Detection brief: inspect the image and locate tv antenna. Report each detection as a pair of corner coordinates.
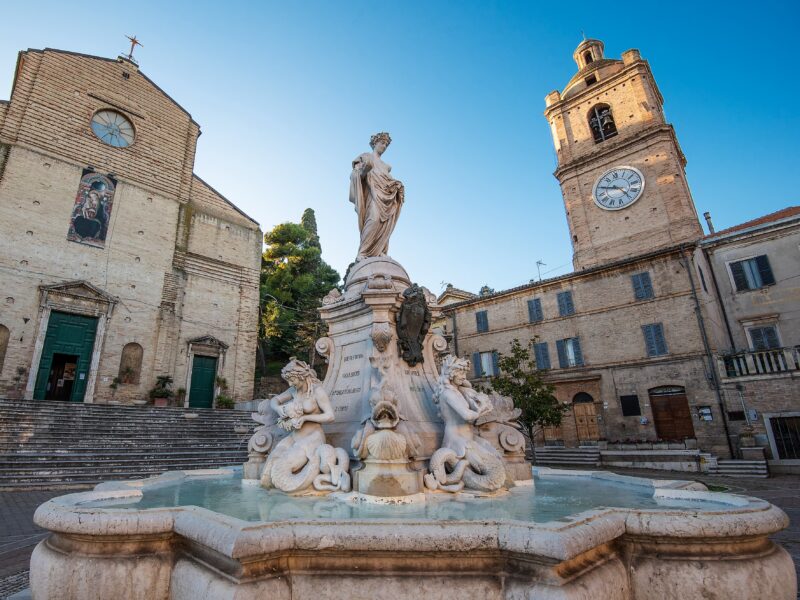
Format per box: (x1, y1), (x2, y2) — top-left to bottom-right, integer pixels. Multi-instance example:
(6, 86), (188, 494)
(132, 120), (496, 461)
(536, 260), (546, 281)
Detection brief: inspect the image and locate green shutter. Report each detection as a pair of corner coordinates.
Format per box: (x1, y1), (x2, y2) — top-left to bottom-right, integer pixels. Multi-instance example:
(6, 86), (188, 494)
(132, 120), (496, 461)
(556, 339), (568, 368)
(755, 255), (775, 286)
(528, 299), (543, 322)
(643, 324), (658, 356)
(653, 324), (667, 355)
(472, 352), (482, 377)
(491, 351), (499, 376)
(572, 337), (584, 366)
(730, 261), (749, 291)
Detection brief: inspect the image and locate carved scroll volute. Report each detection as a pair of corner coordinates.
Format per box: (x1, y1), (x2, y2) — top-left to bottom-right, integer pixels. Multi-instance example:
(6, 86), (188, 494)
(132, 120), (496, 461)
(371, 322), (393, 353)
(315, 336), (334, 362)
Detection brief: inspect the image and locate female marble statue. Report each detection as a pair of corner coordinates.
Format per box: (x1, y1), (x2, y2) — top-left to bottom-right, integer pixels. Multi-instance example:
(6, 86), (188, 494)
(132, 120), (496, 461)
(260, 358), (350, 494)
(349, 132), (405, 260)
(424, 356), (507, 493)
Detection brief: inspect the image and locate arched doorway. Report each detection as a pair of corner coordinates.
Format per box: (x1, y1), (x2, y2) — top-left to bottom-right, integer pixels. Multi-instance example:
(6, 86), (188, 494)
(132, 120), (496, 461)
(573, 392), (599, 442)
(649, 386), (695, 441)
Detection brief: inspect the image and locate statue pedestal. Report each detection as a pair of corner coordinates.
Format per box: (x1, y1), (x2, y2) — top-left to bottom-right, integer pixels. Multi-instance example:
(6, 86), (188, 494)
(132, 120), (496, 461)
(353, 459), (424, 497)
(316, 256), (447, 459)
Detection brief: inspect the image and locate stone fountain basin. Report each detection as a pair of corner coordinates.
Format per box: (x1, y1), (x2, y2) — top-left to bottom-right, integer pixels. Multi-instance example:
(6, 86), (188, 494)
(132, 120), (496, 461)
(30, 468), (796, 600)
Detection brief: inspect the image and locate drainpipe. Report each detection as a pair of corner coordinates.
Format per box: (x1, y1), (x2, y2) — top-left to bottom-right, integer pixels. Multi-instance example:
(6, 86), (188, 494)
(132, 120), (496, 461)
(450, 311), (459, 357)
(680, 245), (736, 459)
(701, 245), (736, 352)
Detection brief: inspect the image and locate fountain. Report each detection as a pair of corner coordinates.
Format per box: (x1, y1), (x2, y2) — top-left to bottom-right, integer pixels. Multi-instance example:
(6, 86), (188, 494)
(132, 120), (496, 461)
(28, 134), (797, 599)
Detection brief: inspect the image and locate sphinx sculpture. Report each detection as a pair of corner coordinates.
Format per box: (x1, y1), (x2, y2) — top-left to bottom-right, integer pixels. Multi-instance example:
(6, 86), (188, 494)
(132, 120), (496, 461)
(260, 359), (351, 494)
(424, 355), (507, 493)
(349, 132), (405, 261)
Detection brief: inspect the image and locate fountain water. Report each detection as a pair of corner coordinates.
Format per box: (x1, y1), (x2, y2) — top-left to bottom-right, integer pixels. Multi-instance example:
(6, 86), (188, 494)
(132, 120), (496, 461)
(28, 134), (797, 599)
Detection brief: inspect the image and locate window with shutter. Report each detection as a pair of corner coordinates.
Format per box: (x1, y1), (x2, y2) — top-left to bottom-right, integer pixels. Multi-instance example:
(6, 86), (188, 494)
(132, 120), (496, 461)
(534, 342), (550, 369)
(631, 272), (654, 300)
(476, 310), (489, 333)
(642, 323), (668, 356)
(748, 326), (781, 350)
(729, 256), (775, 292)
(557, 291), (575, 316)
(527, 298), (543, 322)
(556, 338), (583, 367)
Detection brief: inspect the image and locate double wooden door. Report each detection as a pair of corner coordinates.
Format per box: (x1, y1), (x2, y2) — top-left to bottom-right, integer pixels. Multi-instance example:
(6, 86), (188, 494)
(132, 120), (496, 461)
(574, 401), (599, 442)
(650, 392), (695, 441)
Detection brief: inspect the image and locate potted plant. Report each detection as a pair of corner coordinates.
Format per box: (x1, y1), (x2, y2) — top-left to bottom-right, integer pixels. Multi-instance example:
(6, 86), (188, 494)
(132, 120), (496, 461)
(174, 387), (186, 407)
(214, 376), (234, 409)
(149, 375), (174, 407)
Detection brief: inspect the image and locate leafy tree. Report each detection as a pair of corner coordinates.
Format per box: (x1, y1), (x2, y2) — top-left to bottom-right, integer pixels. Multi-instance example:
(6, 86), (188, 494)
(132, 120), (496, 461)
(259, 209), (340, 372)
(485, 338), (567, 453)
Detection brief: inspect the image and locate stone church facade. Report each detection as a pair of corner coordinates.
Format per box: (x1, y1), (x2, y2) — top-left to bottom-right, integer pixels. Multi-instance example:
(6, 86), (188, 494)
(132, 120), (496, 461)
(0, 48), (262, 407)
(443, 40), (800, 468)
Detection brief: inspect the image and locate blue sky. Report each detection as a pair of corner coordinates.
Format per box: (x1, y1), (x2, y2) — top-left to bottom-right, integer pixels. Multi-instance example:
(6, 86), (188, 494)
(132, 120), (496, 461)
(2, 1), (798, 294)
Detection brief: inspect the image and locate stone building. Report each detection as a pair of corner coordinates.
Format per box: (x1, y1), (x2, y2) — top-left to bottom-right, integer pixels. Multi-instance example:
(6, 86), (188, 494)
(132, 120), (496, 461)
(443, 40), (799, 469)
(701, 207), (800, 472)
(0, 48), (262, 407)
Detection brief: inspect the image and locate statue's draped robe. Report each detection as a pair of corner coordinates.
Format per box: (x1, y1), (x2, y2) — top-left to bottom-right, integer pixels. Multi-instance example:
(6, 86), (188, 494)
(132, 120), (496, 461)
(349, 152), (405, 259)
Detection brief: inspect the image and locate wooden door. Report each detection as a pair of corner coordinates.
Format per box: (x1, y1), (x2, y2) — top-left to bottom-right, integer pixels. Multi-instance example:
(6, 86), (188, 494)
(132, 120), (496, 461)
(189, 355), (217, 408)
(574, 401), (599, 442)
(650, 394), (695, 440)
(34, 311), (98, 402)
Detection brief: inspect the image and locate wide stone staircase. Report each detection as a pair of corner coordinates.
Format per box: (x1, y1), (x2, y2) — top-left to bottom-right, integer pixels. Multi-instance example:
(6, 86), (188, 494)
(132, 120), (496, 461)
(533, 446), (601, 468)
(0, 398), (253, 489)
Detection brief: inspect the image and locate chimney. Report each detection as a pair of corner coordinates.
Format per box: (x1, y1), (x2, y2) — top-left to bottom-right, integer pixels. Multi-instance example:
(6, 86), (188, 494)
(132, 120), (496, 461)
(703, 211), (715, 234)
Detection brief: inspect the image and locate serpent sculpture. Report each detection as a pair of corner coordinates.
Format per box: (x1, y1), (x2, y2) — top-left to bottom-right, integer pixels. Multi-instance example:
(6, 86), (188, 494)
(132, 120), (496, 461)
(260, 359), (351, 494)
(424, 355), (507, 493)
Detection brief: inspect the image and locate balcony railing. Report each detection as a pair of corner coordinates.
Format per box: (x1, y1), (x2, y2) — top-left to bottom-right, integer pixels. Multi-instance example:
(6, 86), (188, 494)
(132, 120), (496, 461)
(719, 346), (800, 378)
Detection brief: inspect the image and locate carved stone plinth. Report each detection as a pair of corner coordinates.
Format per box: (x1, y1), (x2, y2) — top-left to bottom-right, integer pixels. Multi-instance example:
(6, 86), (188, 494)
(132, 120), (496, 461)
(317, 256), (447, 459)
(353, 459), (424, 497)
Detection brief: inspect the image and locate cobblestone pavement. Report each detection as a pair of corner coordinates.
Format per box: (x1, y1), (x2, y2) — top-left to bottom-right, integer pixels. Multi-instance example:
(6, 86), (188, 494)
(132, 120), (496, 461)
(0, 472), (797, 598)
(0, 489), (76, 598)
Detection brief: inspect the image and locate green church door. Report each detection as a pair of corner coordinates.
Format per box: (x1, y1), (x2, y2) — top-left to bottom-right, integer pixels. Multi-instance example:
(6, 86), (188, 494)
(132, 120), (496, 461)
(189, 355), (217, 408)
(34, 311), (98, 402)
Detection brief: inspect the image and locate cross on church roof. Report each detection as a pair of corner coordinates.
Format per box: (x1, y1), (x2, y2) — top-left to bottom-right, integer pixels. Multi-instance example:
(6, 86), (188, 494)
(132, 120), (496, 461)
(124, 35), (143, 62)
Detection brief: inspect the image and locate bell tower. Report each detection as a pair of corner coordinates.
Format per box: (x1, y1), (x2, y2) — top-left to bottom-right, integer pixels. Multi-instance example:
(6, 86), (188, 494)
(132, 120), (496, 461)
(544, 40), (703, 270)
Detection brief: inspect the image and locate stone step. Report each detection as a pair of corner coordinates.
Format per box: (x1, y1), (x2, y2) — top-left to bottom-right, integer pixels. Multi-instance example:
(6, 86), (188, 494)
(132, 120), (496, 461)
(0, 457), (246, 473)
(1, 451), (245, 464)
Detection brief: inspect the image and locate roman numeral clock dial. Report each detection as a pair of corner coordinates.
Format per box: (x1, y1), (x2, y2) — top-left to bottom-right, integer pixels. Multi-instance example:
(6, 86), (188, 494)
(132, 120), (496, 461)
(592, 166), (645, 211)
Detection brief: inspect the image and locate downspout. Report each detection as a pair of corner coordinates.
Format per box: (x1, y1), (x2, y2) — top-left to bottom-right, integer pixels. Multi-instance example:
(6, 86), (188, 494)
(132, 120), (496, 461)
(701, 245), (736, 352)
(680, 245), (735, 458)
(450, 311), (459, 357)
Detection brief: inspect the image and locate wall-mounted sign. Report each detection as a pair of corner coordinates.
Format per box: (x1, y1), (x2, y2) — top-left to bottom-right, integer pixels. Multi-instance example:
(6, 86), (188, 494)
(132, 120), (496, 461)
(698, 406), (713, 421)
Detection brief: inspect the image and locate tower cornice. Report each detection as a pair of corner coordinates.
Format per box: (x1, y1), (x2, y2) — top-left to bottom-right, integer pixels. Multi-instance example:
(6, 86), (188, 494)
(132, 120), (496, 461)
(553, 124), (685, 180)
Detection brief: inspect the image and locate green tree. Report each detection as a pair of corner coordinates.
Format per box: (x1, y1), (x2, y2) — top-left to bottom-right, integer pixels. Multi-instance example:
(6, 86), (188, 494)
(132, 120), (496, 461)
(258, 209), (340, 373)
(486, 338), (567, 453)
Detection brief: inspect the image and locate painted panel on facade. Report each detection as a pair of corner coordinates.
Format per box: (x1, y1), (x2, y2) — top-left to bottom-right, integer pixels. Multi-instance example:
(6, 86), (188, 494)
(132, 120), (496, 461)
(67, 170), (117, 248)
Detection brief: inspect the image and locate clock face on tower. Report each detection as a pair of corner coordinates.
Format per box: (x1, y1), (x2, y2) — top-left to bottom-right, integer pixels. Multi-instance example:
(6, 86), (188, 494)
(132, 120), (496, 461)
(592, 166), (645, 211)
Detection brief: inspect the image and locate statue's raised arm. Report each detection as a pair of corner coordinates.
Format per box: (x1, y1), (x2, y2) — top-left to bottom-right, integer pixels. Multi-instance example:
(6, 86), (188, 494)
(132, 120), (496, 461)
(349, 132), (405, 261)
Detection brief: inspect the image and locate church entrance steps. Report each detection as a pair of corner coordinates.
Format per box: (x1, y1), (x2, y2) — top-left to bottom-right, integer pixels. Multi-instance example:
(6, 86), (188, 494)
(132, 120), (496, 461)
(709, 459), (770, 478)
(0, 398), (252, 489)
(533, 446), (601, 467)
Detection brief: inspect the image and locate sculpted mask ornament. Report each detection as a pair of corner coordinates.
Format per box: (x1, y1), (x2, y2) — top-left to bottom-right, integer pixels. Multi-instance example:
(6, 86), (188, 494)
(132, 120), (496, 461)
(371, 322), (393, 353)
(349, 132), (405, 261)
(396, 284), (431, 367)
(260, 359), (351, 494)
(424, 355), (507, 493)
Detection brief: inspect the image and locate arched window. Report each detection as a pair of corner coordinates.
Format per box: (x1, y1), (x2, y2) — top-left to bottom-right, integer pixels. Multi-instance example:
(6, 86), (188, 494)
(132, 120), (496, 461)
(118, 343), (143, 384)
(573, 392), (594, 403)
(583, 51), (593, 65)
(0, 324), (9, 376)
(588, 104), (618, 143)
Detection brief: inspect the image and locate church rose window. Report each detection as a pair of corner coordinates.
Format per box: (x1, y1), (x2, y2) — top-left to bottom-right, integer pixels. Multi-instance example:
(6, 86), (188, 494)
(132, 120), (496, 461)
(91, 110), (135, 147)
(588, 104), (617, 143)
